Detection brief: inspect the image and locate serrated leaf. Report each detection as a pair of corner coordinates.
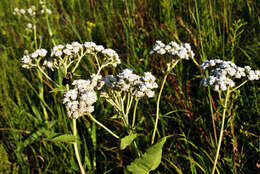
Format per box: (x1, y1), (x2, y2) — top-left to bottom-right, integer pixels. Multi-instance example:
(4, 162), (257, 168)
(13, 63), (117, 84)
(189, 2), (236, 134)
(47, 134), (80, 144)
(120, 133), (138, 150)
(127, 137), (167, 174)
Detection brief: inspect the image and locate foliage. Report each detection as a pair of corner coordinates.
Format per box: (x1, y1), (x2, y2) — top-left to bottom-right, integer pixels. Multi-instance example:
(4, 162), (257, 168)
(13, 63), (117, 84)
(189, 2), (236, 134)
(0, 0), (259, 173)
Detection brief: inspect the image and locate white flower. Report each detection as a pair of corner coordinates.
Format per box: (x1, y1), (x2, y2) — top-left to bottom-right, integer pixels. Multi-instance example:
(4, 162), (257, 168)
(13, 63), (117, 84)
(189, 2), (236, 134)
(20, 9), (26, 14)
(38, 49), (48, 57)
(84, 42), (96, 49)
(30, 52), (38, 58)
(101, 48), (121, 67)
(27, 8), (33, 15)
(43, 58), (55, 71)
(22, 55), (30, 64)
(27, 23), (33, 29)
(145, 90), (155, 98)
(63, 49), (72, 55)
(46, 9), (52, 14)
(95, 45), (104, 52)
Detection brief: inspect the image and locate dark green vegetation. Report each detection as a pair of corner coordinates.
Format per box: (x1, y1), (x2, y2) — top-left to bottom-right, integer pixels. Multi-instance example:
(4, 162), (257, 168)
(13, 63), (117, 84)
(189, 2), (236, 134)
(0, 0), (259, 173)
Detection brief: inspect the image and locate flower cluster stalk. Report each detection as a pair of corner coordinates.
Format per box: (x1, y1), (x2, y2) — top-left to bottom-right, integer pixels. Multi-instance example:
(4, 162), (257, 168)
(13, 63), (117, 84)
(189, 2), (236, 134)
(131, 99), (139, 128)
(87, 113), (119, 139)
(151, 73), (168, 145)
(72, 119), (86, 174)
(211, 87), (230, 174)
(151, 59), (180, 145)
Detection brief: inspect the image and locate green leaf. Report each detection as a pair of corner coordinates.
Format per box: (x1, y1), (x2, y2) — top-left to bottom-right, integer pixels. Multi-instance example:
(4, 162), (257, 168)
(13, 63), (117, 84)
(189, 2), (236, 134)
(47, 134), (80, 144)
(50, 86), (66, 93)
(120, 133), (138, 150)
(127, 137), (167, 174)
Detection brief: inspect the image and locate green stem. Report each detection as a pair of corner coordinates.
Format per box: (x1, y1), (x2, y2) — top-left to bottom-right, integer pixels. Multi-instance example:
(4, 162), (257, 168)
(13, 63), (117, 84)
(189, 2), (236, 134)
(37, 70), (48, 123)
(37, 66), (60, 87)
(72, 56), (83, 73)
(87, 113), (119, 139)
(33, 24), (38, 49)
(151, 73), (168, 144)
(133, 141), (141, 157)
(126, 92), (134, 118)
(211, 87), (231, 174)
(230, 113), (237, 174)
(230, 80), (248, 92)
(132, 99), (139, 128)
(209, 88), (217, 145)
(72, 119), (86, 174)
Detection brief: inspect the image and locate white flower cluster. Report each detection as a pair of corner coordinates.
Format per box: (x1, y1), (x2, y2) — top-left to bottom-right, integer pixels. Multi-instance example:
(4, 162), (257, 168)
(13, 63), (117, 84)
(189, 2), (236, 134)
(83, 42), (121, 66)
(21, 41), (121, 72)
(101, 48), (121, 67)
(63, 75), (101, 119)
(200, 59), (260, 91)
(100, 69), (158, 98)
(13, 6), (52, 30)
(21, 48), (48, 68)
(13, 6), (52, 16)
(150, 40), (195, 60)
(13, 6), (37, 16)
(41, 8), (52, 15)
(42, 41), (120, 71)
(51, 42), (83, 57)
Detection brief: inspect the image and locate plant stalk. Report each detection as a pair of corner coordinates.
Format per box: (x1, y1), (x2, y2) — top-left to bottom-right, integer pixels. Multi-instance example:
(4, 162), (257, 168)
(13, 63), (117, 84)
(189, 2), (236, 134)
(211, 87), (230, 174)
(151, 73), (168, 144)
(132, 99), (139, 128)
(72, 119), (86, 174)
(87, 113), (119, 139)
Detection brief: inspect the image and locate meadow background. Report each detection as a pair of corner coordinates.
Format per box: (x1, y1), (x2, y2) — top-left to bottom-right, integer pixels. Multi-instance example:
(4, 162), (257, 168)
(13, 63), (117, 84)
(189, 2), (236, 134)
(0, 0), (259, 173)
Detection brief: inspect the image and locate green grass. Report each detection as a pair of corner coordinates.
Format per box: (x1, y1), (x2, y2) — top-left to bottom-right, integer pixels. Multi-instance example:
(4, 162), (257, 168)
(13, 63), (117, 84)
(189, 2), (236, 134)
(0, 0), (259, 173)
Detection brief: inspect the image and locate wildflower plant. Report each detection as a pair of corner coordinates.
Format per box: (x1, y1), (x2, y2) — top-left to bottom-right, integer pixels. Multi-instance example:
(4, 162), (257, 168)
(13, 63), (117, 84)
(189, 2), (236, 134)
(21, 40), (122, 174)
(20, 36), (167, 173)
(200, 59), (260, 174)
(99, 68), (158, 129)
(13, 1), (54, 49)
(150, 40), (195, 144)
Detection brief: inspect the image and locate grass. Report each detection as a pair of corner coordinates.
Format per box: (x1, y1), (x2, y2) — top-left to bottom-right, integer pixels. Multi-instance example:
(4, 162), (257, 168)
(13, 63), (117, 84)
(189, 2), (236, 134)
(0, 0), (260, 173)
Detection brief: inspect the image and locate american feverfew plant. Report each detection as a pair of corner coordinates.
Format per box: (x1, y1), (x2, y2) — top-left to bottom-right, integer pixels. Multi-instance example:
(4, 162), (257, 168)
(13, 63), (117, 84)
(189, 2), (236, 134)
(13, 2), (53, 49)
(21, 37), (166, 173)
(149, 40), (195, 144)
(21, 40), (122, 174)
(99, 68), (158, 129)
(200, 59), (260, 174)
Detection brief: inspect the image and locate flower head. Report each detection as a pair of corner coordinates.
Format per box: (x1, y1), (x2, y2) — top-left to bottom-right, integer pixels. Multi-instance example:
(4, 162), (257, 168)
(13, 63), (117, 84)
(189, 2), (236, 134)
(200, 59), (260, 91)
(150, 40), (195, 60)
(63, 77), (99, 119)
(99, 69), (158, 99)
(21, 49), (48, 69)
